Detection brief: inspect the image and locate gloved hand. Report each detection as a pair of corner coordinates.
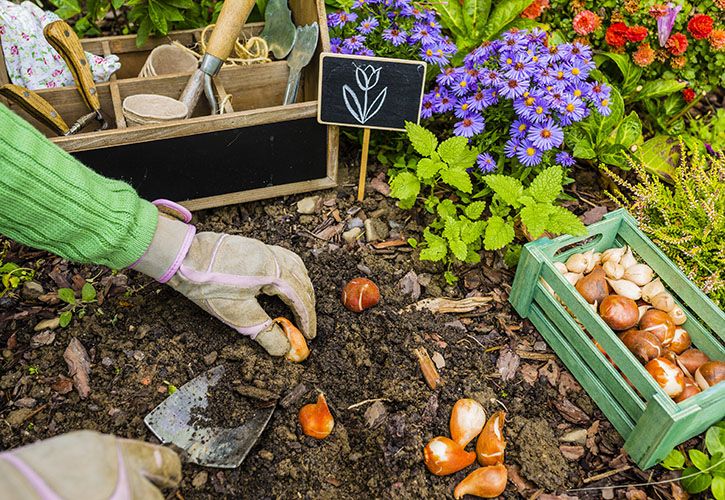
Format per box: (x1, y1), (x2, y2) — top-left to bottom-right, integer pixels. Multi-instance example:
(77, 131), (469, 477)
(131, 200), (316, 357)
(0, 430), (181, 500)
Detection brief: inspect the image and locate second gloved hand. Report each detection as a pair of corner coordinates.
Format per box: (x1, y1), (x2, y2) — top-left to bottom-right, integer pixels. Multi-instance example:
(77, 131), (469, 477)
(131, 201), (316, 357)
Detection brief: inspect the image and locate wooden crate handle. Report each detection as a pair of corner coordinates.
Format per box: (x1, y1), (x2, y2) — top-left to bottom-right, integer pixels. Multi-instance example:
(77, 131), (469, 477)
(206, 0), (256, 62)
(43, 21), (101, 113)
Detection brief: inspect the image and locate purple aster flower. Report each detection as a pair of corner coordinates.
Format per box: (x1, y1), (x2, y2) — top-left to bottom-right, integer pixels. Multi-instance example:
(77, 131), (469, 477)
(504, 138), (520, 158)
(427, 18), (441, 30)
(327, 13), (341, 28)
(499, 77), (530, 99)
(454, 99), (475, 119)
(421, 45), (449, 67)
(509, 119), (530, 139)
(560, 97), (587, 124)
(535, 66), (556, 86)
(525, 99), (551, 124)
(343, 35), (366, 51)
(480, 69), (503, 87)
(658, 3), (682, 47)
(338, 11), (358, 25)
(433, 89), (455, 113)
(452, 75), (474, 97)
(568, 81), (590, 100)
(410, 23), (438, 45)
(588, 81), (611, 101)
(516, 140), (543, 166)
(330, 37), (343, 53)
(558, 41), (592, 61)
(513, 94), (537, 117)
(357, 17), (379, 34)
(421, 92), (435, 118)
(556, 151), (576, 167)
(565, 60), (589, 80)
(466, 90), (495, 111)
(594, 96), (612, 116)
(357, 47), (375, 56)
(477, 153), (497, 173)
(501, 30), (528, 53)
(453, 114), (485, 138)
(528, 119), (564, 151)
(483, 88), (499, 107)
(436, 67), (458, 86)
(382, 27), (407, 46)
(504, 54), (534, 80)
(352, 0), (374, 7)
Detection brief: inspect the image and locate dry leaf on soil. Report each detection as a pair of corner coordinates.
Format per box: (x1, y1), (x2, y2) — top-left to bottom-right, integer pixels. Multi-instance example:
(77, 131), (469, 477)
(63, 337), (91, 398)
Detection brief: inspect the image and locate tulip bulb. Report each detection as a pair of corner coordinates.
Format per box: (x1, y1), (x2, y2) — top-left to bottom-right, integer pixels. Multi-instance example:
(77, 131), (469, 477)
(575, 268), (609, 304)
(450, 399), (486, 447)
(299, 393), (334, 439)
(668, 306), (687, 326)
(476, 411), (506, 466)
(603, 260), (625, 280)
(676, 349), (710, 377)
(554, 262), (568, 274)
(584, 250), (601, 273)
(274, 317), (310, 362)
(620, 246), (637, 269)
(565, 253), (588, 274)
(619, 329), (662, 364)
(645, 357), (685, 398)
(599, 295), (640, 331)
(454, 465), (508, 499)
(651, 292), (675, 313)
(638, 305), (651, 322)
(669, 328), (691, 355)
(423, 436), (476, 476)
(639, 309), (675, 346)
(674, 377), (701, 403)
(605, 278), (641, 300)
(695, 361), (725, 391)
(623, 264), (654, 286)
(602, 246), (626, 265)
(341, 277), (380, 312)
(563, 272), (583, 286)
(641, 278), (665, 303)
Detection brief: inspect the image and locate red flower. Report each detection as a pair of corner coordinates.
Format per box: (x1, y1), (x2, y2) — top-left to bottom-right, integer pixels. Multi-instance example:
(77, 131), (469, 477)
(666, 32), (689, 55)
(682, 88), (695, 102)
(573, 10), (602, 35)
(688, 14), (714, 39)
(606, 22), (629, 47)
(626, 25), (648, 42)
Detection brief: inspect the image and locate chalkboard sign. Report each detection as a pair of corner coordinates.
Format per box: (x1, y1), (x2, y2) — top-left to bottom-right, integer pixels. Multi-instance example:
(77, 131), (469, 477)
(317, 53), (426, 132)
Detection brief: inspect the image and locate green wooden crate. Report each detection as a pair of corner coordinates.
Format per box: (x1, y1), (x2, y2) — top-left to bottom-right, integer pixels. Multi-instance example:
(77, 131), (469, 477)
(510, 208), (725, 469)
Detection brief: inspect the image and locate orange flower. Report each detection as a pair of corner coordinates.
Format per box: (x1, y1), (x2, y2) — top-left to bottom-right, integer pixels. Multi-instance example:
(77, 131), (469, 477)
(521, 0), (550, 19)
(710, 29), (725, 51)
(715, 0), (725, 9)
(632, 43), (655, 67)
(665, 32), (688, 55)
(573, 10), (601, 35)
(670, 55), (687, 69)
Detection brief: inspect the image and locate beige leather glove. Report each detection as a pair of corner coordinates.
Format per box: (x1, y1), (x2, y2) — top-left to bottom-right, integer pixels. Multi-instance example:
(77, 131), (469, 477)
(130, 200), (316, 357)
(0, 431), (181, 500)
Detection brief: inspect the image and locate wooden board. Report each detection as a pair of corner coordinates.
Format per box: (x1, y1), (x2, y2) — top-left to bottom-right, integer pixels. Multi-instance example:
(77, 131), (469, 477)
(317, 53), (426, 131)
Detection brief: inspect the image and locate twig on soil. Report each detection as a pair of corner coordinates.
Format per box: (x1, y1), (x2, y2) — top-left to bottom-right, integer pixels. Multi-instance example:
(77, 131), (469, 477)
(346, 398), (391, 410)
(403, 296), (493, 314)
(414, 347), (441, 390)
(493, 399), (509, 413)
(465, 335), (486, 350)
(515, 350), (557, 361)
(582, 465), (632, 484)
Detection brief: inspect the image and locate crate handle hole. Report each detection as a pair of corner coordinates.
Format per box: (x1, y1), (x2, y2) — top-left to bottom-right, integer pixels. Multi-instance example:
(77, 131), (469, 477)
(553, 233), (604, 259)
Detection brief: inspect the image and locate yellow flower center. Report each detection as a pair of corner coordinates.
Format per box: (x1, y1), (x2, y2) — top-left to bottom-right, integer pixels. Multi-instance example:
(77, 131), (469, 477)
(461, 103), (469, 110)
(541, 129), (552, 138)
(572, 67), (580, 75)
(535, 106), (544, 114)
(601, 99), (609, 106)
(574, 89), (582, 97)
(566, 103), (575, 112)
(532, 56), (538, 62)
(525, 97), (535, 106)
(557, 71), (564, 79)
(526, 147), (536, 156)
(518, 123), (527, 132)
(506, 57), (513, 64)
(426, 49), (433, 56)
(460, 81), (467, 87)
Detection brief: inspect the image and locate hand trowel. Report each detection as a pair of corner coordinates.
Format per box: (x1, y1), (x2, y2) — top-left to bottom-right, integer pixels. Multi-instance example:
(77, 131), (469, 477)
(144, 365), (275, 468)
(260, 0), (297, 60)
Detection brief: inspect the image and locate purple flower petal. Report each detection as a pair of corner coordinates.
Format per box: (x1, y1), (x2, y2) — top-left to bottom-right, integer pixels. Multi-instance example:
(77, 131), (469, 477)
(658, 3), (682, 47)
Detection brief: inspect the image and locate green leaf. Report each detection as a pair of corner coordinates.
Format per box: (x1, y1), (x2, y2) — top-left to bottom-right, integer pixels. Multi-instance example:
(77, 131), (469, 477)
(443, 271), (459, 285)
(417, 158), (445, 180)
(431, 0), (466, 39)
(681, 466), (712, 494)
(520, 203), (551, 239)
(661, 449), (686, 470)
(420, 229), (448, 261)
(638, 135), (679, 182)
(713, 475), (725, 500)
(164, 0), (194, 8)
(437, 199), (458, 219)
(405, 122), (437, 157)
(59, 311), (73, 328)
(573, 141), (596, 160)
(58, 288), (76, 305)
(461, 220), (486, 244)
(484, 175), (524, 207)
(484, 216), (515, 250)
(450, 239), (468, 261)
(135, 16), (152, 47)
(389, 172), (421, 202)
(55, 0), (82, 19)
(442, 216), (461, 242)
(438, 137), (469, 165)
(81, 283), (96, 303)
(527, 165), (563, 204)
(546, 206), (587, 236)
(407, 238), (418, 248)
(690, 449), (711, 471)
(614, 112), (642, 148)
(440, 169), (473, 193)
(148, 0), (168, 33)
(479, 0), (533, 40)
(600, 144), (630, 169)
(464, 201), (487, 219)
(598, 87), (624, 142)
(632, 79), (687, 102)
(706, 424), (725, 458)
(463, 0), (492, 36)
(595, 52), (642, 96)
(112, 0), (125, 9)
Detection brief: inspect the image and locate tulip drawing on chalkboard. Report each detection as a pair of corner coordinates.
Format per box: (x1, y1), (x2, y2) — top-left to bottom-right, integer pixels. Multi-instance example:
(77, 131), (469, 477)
(343, 64), (388, 125)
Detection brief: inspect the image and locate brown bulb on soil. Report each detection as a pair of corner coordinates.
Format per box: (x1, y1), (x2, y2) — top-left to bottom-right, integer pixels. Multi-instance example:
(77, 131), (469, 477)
(575, 267), (609, 304)
(619, 329), (662, 364)
(476, 411), (506, 466)
(677, 349), (710, 377)
(695, 361), (725, 391)
(299, 393), (334, 439)
(341, 277), (380, 312)
(645, 357), (685, 398)
(423, 436), (476, 476)
(274, 317), (310, 362)
(599, 295), (639, 331)
(453, 465), (508, 499)
(450, 398), (486, 448)
(639, 309), (675, 346)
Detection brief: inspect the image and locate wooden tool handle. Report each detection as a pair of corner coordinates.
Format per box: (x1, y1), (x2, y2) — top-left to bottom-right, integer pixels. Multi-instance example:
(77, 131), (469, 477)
(43, 20), (101, 113)
(0, 84), (69, 135)
(205, 0), (256, 61)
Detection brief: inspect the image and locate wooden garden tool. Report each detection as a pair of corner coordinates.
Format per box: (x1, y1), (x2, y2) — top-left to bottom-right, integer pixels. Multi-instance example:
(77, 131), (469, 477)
(0, 83), (101, 135)
(43, 20), (108, 131)
(178, 0), (256, 116)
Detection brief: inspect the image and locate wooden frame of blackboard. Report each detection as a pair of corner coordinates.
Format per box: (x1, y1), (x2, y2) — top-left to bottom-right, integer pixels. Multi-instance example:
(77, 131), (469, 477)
(316, 53), (427, 132)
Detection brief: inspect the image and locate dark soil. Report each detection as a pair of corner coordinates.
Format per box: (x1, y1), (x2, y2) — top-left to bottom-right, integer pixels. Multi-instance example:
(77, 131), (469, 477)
(0, 162), (684, 499)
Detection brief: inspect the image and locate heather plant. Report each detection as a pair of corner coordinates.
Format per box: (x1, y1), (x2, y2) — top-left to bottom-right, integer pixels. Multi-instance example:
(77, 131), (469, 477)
(602, 141), (725, 308)
(326, 0), (457, 68)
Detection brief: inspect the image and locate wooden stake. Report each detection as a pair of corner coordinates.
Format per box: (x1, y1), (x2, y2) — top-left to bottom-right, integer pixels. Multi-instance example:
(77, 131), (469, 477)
(357, 127), (371, 201)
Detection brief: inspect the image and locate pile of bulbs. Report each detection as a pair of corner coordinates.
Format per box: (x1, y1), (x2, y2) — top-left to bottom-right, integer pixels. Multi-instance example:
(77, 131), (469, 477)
(554, 246), (724, 401)
(423, 399), (508, 498)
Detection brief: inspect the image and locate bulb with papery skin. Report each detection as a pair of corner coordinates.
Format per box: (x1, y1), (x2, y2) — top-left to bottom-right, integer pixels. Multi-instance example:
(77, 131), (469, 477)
(619, 329), (662, 363)
(423, 436), (476, 476)
(695, 361), (725, 391)
(453, 465), (508, 499)
(450, 399), (486, 447)
(669, 327), (691, 354)
(274, 317), (310, 362)
(299, 393), (334, 439)
(674, 377), (701, 403)
(341, 277), (380, 312)
(677, 349), (710, 377)
(639, 309), (675, 346)
(476, 411), (506, 466)
(599, 295), (639, 331)
(645, 357), (685, 398)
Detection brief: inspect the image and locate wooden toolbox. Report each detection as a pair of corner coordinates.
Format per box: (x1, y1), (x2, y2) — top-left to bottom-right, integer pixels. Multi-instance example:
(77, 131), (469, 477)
(510, 209), (725, 469)
(0, 0), (338, 211)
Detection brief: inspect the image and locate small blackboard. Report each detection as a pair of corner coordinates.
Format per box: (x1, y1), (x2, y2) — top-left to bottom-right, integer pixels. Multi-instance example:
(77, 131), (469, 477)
(317, 53), (426, 132)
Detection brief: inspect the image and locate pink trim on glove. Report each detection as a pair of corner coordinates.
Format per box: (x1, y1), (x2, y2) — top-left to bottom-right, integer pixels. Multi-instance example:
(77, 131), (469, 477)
(0, 453), (62, 500)
(153, 199), (192, 223)
(109, 445), (131, 500)
(158, 224), (196, 284)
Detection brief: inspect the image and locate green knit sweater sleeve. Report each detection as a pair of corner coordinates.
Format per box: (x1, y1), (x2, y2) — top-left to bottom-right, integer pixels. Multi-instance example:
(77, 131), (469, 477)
(0, 103), (158, 268)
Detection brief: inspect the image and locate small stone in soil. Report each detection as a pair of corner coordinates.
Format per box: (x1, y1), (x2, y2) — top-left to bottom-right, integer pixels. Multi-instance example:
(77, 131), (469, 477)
(21, 281), (44, 300)
(34, 317), (60, 331)
(258, 450), (274, 461)
(14, 397), (37, 408)
(559, 444), (585, 460)
(31, 331), (56, 348)
(203, 351), (218, 366)
(559, 428), (587, 445)
(192, 471), (208, 489)
(342, 227), (363, 245)
(7, 408), (34, 427)
(296, 195), (322, 215)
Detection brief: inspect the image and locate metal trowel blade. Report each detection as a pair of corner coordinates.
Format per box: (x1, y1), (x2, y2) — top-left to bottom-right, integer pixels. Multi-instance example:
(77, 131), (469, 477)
(144, 365), (275, 468)
(260, 0), (297, 59)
